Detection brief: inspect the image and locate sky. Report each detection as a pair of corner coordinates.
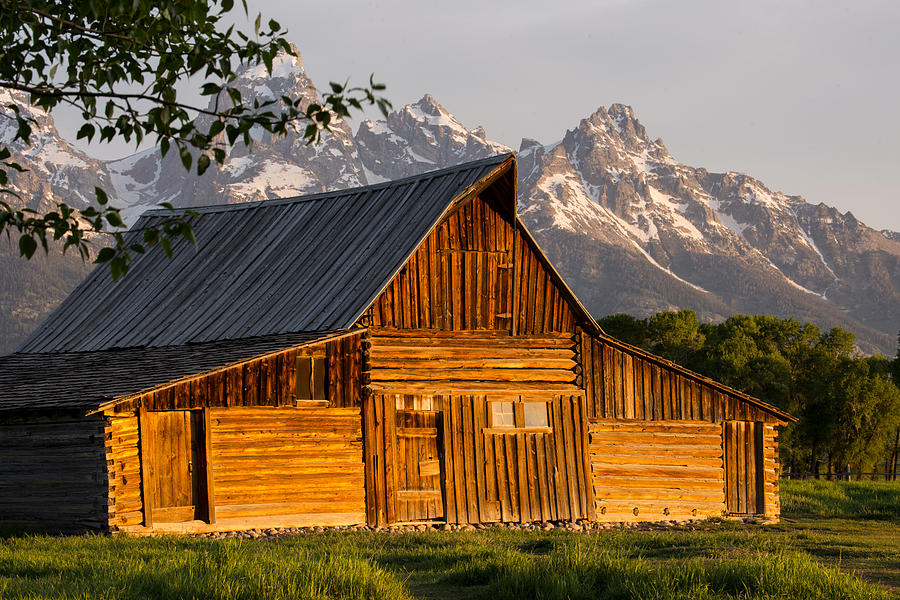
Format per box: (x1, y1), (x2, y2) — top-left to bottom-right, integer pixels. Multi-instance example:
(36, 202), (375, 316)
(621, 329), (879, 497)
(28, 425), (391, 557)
(59, 0), (900, 230)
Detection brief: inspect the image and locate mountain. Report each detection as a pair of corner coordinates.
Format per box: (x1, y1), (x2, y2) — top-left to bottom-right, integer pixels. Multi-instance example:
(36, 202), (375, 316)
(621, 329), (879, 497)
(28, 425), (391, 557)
(513, 105), (900, 353)
(355, 93), (512, 180)
(2, 50), (898, 355)
(0, 89), (101, 353)
(108, 46), (367, 223)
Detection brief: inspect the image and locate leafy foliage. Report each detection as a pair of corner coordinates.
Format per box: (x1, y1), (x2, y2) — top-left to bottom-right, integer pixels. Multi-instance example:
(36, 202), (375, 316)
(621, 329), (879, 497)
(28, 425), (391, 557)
(0, 0), (389, 279)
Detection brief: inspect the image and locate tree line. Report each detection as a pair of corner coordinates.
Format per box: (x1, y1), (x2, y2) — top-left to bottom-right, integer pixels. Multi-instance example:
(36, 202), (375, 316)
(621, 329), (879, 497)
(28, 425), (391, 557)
(598, 311), (900, 479)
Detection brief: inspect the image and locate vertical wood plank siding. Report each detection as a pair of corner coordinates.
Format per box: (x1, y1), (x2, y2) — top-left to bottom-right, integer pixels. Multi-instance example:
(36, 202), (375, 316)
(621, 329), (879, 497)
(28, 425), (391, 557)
(120, 334), (364, 413)
(327, 335), (363, 408)
(0, 413), (109, 532)
(368, 195), (515, 331)
(589, 420), (726, 521)
(512, 226), (576, 335)
(364, 394), (592, 526)
(365, 195), (575, 335)
(208, 407), (365, 528)
(578, 332), (781, 424)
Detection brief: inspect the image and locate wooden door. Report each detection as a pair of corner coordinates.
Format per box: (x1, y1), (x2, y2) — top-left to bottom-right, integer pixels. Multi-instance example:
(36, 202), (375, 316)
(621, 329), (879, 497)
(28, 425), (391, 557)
(724, 421), (764, 515)
(396, 410), (445, 522)
(147, 410), (201, 523)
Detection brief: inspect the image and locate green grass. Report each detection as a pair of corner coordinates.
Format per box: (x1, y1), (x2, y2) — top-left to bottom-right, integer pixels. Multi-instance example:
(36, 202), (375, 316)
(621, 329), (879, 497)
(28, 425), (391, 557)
(780, 479), (900, 520)
(0, 536), (411, 600)
(0, 480), (897, 599)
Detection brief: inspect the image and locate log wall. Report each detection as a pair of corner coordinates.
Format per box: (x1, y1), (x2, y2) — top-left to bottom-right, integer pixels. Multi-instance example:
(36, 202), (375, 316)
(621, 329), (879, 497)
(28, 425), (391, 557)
(105, 413), (144, 530)
(366, 328), (579, 395)
(762, 424), (781, 518)
(0, 412), (109, 532)
(364, 393), (592, 526)
(589, 420), (726, 521)
(579, 332), (782, 424)
(208, 406), (365, 528)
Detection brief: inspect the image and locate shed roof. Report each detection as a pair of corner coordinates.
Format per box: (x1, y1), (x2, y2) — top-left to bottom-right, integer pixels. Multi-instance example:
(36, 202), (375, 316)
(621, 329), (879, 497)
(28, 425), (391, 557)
(0, 331), (344, 412)
(19, 154), (514, 353)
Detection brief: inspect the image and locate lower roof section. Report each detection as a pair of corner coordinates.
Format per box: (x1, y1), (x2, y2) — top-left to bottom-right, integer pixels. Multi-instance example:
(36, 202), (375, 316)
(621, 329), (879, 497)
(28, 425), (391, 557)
(0, 330), (350, 413)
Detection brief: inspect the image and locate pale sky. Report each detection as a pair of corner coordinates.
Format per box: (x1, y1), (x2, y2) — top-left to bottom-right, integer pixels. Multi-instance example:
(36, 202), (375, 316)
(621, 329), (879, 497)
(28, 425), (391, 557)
(58, 0), (900, 230)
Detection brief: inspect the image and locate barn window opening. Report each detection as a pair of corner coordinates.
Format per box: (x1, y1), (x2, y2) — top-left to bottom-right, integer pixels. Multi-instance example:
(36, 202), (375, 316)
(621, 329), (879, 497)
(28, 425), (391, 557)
(523, 401), (549, 428)
(295, 356), (327, 402)
(489, 399), (551, 431)
(491, 401), (515, 428)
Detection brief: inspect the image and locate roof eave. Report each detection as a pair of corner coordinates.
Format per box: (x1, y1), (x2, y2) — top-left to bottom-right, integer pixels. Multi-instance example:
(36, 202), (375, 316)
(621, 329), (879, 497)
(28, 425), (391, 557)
(88, 328), (366, 415)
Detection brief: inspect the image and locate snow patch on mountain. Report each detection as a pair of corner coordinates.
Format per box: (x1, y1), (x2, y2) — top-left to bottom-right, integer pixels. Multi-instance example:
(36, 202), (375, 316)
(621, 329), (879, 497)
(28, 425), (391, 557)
(228, 160), (320, 198)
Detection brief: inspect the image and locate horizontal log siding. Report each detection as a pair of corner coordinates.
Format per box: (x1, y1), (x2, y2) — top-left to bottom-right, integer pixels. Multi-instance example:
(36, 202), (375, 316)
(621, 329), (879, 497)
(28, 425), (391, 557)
(105, 413), (144, 530)
(589, 420), (726, 522)
(366, 328), (579, 395)
(762, 424), (781, 518)
(0, 413), (109, 532)
(209, 407), (365, 528)
(367, 195), (515, 331)
(512, 227), (576, 335)
(579, 332), (781, 424)
(365, 393), (592, 527)
(118, 333), (363, 412)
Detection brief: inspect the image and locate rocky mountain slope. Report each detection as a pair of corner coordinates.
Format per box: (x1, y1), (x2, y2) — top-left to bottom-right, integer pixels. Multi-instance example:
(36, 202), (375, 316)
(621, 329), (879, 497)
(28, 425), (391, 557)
(0, 88), (102, 352)
(514, 105), (900, 353)
(2, 50), (897, 354)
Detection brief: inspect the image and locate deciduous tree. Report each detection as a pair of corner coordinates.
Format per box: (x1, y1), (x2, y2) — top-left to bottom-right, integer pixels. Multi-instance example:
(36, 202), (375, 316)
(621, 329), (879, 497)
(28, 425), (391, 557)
(0, 0), (389, 279)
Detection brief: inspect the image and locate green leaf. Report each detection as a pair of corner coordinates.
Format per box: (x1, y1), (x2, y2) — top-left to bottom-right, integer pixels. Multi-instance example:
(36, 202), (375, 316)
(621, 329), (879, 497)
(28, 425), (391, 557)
(95, 247), (116, 263)
(181, 223), (196, 245)
(200, 83), (221, 96)
(76, 123), (95, 141)
(197, 154), (211, 175)
(106, 211), (124, 228)
(209, 120), (225, 138)
(110, 257), (126, 281)
(95, 187), (109, 205)
(18, 235), (37, 258)
(179, 146), (192, 170)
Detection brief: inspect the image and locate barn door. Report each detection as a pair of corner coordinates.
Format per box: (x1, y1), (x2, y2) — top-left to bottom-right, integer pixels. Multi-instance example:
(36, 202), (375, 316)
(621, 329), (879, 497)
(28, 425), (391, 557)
(724, 421), (765, 515)
(396, 410), (445, 522)
(146, 410), (202, 523)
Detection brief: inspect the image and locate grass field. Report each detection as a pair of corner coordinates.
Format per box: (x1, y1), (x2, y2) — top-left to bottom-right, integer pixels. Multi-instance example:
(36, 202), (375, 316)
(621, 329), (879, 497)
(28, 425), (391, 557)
(1, 480), (897, 599)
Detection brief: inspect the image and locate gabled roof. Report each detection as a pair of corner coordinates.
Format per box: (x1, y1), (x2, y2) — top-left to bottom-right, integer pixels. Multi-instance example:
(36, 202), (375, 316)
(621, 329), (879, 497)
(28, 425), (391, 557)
(20, 154), (514, 353)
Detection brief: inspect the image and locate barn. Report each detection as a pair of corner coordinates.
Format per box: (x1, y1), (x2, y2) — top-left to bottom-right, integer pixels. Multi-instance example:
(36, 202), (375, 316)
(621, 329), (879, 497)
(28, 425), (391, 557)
(0, 153), (793, 534)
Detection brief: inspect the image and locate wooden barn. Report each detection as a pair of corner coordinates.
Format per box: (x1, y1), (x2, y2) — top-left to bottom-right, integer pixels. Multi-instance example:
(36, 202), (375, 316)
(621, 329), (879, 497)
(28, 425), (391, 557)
(0, 154), (794, 534)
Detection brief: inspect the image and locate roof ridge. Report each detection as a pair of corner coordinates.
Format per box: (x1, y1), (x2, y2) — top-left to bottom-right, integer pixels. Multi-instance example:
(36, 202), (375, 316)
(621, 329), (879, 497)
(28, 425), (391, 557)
(142, 153), (514, 217)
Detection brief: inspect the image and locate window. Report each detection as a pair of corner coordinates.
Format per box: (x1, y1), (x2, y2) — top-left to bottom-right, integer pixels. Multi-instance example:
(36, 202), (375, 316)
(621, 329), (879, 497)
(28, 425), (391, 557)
(295, 356), (327, 402)
(488, 399), (551, 431)
(523, 401), (549, 428)
(491, 401), (515, 428)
